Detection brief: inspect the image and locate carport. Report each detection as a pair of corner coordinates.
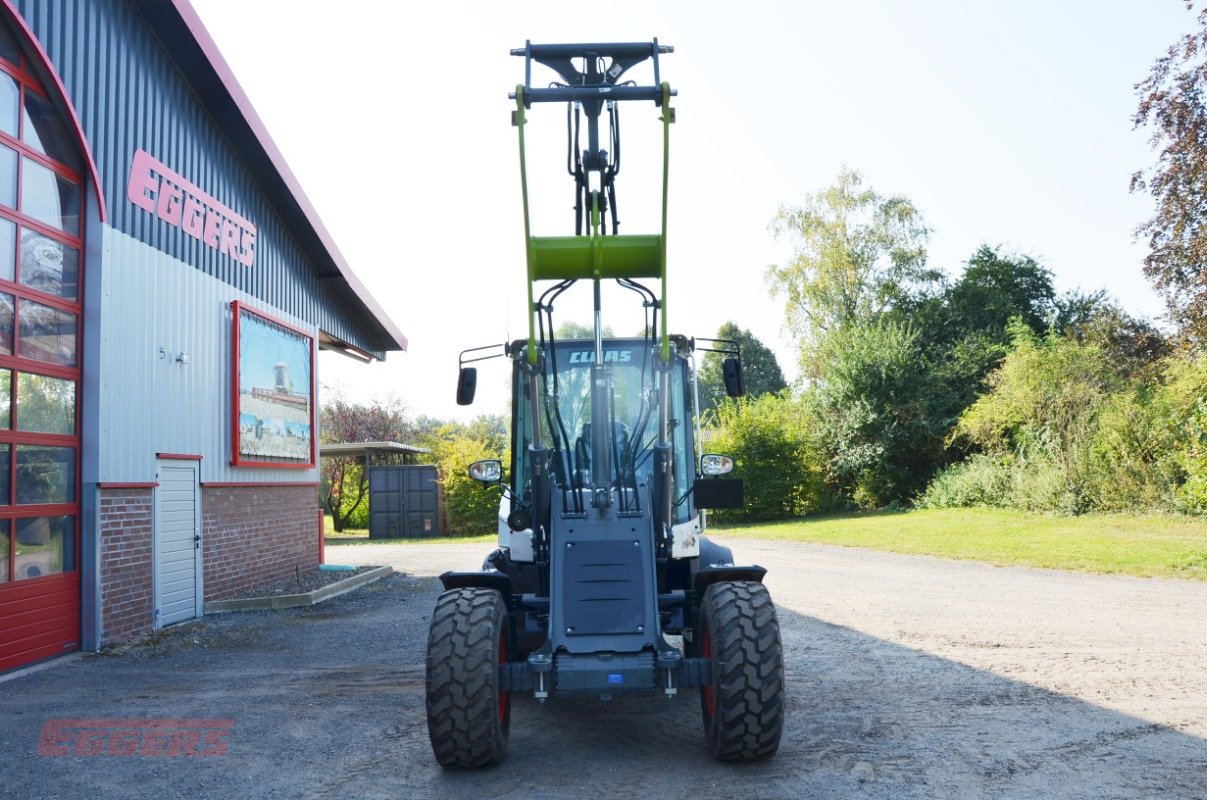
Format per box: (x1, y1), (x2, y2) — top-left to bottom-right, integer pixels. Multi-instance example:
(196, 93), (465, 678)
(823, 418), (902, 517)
(319, 442), (439, 538)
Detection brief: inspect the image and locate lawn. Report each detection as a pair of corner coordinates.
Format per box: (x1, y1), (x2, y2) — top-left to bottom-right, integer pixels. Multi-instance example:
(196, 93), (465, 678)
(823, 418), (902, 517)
(712, 508), (1207, 580)
(321, 515), (494, 546)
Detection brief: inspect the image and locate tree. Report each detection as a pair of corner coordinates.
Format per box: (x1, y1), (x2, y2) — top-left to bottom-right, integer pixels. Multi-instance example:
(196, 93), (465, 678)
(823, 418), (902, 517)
(899, 246), (1061, 421)
(767, 168), (934, 375)
(422, 425), (509, 535)
(553, 321), (613, 340)
(697, 322), (788, 418)
(319, 392), (414, 531)
(813, 320), (945, 506)
(1132, 3), (1207, 339)
(1061, 301), (1171, 378)
(942, 246), (1057, 339)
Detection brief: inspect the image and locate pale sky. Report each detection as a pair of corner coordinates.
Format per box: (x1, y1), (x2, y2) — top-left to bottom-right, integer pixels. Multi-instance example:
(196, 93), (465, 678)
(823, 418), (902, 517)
(189, 0), (1192, 422)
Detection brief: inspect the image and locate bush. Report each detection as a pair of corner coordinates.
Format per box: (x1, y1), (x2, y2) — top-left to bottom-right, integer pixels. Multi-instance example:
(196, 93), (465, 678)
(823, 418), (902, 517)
(424, 431), (508, 536)
(341, 485), (370, 529)
(917, 454), (1012, 509)
(1160, 353), (1207, 512)
(1087, 385), (1180, 512)
(814, 320), (946, 506)
(918, 447), (1083, 514)
(705, 392), (833, 522)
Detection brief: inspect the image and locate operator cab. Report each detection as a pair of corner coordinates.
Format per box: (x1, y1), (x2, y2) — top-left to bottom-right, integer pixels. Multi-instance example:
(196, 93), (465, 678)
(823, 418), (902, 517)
(509, 337), (697, 532)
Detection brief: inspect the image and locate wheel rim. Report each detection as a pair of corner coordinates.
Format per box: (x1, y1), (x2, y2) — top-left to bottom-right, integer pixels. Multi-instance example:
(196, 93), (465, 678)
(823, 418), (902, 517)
(701, 623), (715, 718)
(498, 627), (510, 722)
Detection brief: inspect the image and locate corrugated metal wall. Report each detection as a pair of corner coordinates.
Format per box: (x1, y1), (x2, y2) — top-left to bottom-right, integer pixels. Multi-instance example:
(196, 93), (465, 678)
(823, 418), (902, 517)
(98, 226), (319, 484)
(10, 0), (383, 355)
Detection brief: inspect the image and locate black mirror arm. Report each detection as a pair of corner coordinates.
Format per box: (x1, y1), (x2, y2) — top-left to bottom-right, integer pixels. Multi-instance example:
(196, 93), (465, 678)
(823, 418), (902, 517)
(689, 336), (742, 359)
(459, 341), (512, 368)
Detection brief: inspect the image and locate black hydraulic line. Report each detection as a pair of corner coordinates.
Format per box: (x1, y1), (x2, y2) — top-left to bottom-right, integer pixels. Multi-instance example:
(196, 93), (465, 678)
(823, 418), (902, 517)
(565, 101), (575, 176)
(545, 306), (584, 514)
(535, 282), (583, 513)
(607, 181), (619, 234)
(609, 384), (624, 510)
(573, 104), (583, 234)
(613, 277), (660, 482)
(609, 100), (621, 178)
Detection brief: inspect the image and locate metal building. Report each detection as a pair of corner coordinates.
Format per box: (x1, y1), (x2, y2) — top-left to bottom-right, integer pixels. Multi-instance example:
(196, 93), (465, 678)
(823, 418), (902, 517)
(0, 0), (406, 672)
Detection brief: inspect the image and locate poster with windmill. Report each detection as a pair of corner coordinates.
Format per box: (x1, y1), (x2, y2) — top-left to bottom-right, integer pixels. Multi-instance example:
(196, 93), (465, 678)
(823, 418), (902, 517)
(234, 304), (313, 463)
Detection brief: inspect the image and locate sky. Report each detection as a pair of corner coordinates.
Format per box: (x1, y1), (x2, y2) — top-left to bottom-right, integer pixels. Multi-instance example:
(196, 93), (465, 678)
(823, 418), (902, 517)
(189, 0), (1193, 422)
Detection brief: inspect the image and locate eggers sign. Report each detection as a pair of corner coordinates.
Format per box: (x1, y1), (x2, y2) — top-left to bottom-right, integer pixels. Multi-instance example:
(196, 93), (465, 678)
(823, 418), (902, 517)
(127, 148), (257, 266)
(38, 718), (234, 757)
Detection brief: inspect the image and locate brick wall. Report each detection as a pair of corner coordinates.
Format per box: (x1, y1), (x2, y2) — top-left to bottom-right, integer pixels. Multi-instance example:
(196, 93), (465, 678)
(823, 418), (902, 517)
(99, 488), (155, 645)
(201, 485), (319, 601)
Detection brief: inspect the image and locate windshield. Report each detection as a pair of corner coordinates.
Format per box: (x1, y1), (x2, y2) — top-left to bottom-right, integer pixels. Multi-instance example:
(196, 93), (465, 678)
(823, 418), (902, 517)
(512, 339), (693, 523)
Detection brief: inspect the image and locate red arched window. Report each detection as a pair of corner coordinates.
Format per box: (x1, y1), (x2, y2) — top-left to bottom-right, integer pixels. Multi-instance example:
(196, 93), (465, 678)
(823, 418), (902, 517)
(0, 16), (82, 594)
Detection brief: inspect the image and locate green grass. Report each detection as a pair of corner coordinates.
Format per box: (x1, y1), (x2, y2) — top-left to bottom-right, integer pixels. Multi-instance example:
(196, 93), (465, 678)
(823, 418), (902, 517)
(321, 514), (494, 546)
(712, 508), (1207, 580)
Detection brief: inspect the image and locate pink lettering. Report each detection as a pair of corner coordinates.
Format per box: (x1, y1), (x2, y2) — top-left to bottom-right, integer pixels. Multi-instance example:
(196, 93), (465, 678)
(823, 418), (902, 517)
(76, 729), (108, 756)
(168, 729), (201, 756)
(182, 195), (205, 239)
(200, 728), (230, 756)
(126, 150), (158, 214)
(220, 217), (240, 259)
(36, 720), (71, 756)
(38, 719), (236, 757)
(108, 729), (141, 756)
(239, 229), (256, 267)
(140, 730), (169, 756)
(126, 149), (256, 266)
(201, 209), (222, 248)
(156, 181), (183, 226)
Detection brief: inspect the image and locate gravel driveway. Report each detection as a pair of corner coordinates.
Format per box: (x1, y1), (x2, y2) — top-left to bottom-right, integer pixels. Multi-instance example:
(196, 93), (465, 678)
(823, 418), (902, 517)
(2, 536), (1204, 800)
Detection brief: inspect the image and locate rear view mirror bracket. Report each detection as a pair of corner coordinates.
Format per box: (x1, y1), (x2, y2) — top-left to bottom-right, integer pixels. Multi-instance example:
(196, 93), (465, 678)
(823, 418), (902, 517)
(455, 342), (512, 406)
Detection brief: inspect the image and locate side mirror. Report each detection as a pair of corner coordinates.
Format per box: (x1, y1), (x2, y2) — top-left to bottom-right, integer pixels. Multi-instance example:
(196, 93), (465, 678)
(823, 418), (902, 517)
(700, 454), (734, 476)
(468, 459), (502, 484)
(722, 357), (746, 398)
(456, 367), (477, 406)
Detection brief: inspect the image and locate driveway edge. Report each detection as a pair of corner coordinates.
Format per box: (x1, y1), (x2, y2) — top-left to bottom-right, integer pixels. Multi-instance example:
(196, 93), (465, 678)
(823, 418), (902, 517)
(204, 566), (394, 613)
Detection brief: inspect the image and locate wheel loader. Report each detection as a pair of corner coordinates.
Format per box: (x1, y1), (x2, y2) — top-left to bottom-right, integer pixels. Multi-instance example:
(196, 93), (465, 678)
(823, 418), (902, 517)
(425, 41), (784, 767)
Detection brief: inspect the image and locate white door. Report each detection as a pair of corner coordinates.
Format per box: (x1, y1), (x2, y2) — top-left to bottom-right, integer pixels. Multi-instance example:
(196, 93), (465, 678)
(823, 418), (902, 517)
(155, 461), (202, 627)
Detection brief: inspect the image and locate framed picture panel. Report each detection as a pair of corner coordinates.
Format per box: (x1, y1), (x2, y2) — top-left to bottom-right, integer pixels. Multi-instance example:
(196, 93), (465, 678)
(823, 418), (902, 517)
(230, 301), (314, 468)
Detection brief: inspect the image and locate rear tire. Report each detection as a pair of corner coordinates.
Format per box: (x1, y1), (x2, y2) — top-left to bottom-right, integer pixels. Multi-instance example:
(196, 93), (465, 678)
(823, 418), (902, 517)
(425, 587), (510, 768)
(699, 580), (784, 761)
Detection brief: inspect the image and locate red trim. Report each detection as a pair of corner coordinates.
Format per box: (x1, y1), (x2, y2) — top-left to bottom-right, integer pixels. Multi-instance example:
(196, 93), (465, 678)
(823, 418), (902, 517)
(0, 126), (85, 185)
(156, 453), (202, 461)
(0, 202), (85, 252)
(0, 0), (106, 223)
(98, 482), (157, 490)
(230, 301), (316, 469)
(201, 481), (319, 488)
(317, 509), (325, 565)
(0, 354), (82, 382)
(3, 431), (79, 447)
(4, 503), (77, 518)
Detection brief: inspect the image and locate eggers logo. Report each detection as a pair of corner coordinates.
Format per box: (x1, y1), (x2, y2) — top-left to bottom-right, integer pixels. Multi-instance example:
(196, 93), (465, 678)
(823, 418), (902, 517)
(127, 149), (257, 267)
(38, 719), (233, 757)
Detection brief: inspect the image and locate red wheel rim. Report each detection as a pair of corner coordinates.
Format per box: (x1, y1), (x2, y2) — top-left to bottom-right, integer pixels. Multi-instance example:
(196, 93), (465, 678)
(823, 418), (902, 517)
(498, 628), (510, 721)
(701, 624), (715, 718)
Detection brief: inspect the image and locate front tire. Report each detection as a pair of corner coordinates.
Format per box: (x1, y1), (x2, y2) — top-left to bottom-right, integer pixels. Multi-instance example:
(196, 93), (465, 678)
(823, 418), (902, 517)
(425, 587), (510, 768)
(699, 580), (784, 761)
